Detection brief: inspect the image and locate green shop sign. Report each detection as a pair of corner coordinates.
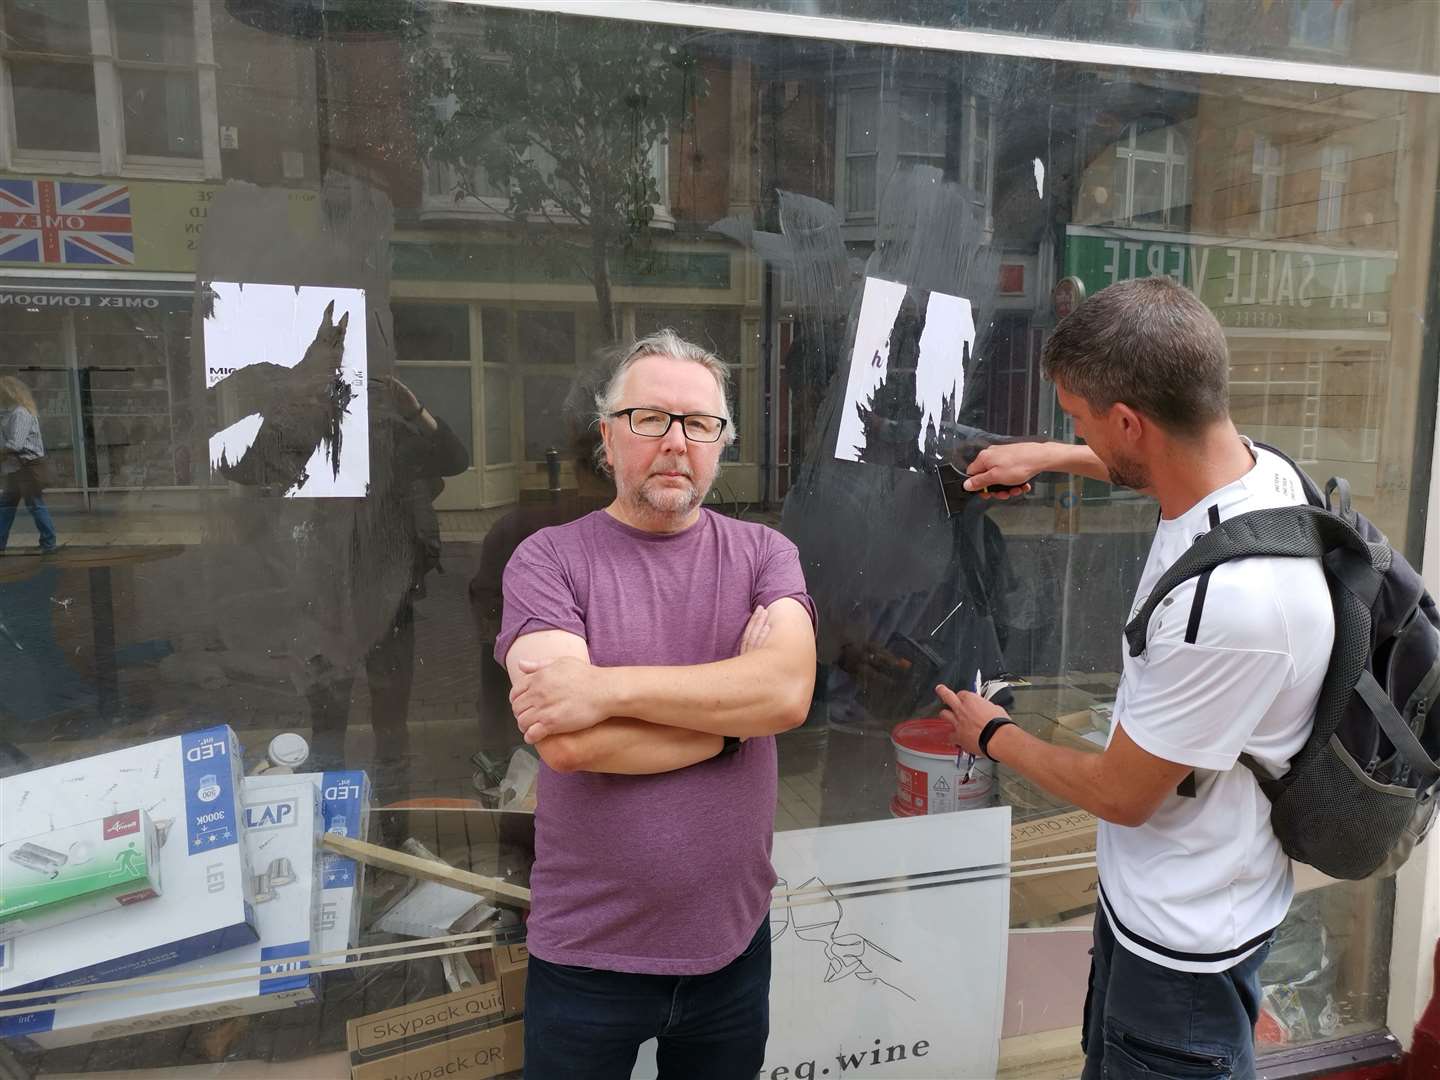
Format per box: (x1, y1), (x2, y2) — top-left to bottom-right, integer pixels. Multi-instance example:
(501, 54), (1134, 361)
(1064, 226), (1395, 333)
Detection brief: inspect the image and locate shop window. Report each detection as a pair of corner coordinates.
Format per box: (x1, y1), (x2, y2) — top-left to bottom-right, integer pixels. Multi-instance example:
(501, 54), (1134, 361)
(0, 0), (214, 174)
(1253, 134), (1285, 236)
(1113, 117), (1189, 229)
(1318, 144), (1349, 235)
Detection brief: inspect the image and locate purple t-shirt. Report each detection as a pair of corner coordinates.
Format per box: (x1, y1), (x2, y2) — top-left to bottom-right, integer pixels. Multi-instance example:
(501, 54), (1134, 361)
(496, 508), (815, 975)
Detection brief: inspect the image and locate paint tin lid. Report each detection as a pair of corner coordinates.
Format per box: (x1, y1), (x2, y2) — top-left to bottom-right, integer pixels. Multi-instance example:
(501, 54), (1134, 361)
(268, 733), (310, 769)
(890, 717), (959, 758)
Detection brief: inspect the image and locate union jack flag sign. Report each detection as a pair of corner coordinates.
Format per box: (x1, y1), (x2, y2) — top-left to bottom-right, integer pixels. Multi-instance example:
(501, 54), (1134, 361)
(0, 179), (135, 266)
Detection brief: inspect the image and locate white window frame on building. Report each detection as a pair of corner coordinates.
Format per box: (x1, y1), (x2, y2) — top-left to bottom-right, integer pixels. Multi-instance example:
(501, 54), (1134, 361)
(1318, 143), (1350, 235)
(835, 78), (995, 237)
(0, 0), (220, 180)
(1113, 118), (1189, 230)
(1252, 133), (1284, 236)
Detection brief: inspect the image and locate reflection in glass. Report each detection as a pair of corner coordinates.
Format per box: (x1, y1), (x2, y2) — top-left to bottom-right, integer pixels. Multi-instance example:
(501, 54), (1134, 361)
(10, 60), (99, 153)
(1, 0), (91, 54)
(120, 69), (201, 158)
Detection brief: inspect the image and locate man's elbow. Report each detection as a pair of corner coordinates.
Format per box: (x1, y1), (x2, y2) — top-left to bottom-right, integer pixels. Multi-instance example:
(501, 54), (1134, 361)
(537, 734), (588, 774)
(1098, 795), (1159, 829)
(774, 675), (815, 732)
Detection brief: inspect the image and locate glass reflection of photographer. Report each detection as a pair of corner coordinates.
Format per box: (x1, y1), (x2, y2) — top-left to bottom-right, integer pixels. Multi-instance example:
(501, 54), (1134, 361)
(307, 375), (469, 782)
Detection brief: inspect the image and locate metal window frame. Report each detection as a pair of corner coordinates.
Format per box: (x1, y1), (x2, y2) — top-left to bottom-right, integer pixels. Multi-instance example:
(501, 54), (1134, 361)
(458, 0), (1440, 94)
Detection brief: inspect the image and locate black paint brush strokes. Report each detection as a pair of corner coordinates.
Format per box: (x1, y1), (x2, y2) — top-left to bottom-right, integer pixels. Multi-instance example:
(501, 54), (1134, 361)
(209, 298), (355, 492)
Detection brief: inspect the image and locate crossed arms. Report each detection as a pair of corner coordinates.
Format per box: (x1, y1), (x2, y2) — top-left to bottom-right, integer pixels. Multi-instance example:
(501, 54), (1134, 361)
(503, 598), (816, 775)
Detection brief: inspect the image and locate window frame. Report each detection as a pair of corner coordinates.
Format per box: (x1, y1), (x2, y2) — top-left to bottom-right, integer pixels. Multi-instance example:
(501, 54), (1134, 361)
(1114, 118), (1189, 230)
(834, 76), (995, 236)
(1249, 134), (1285, 237)
(1317, 143), (1349, 235)
(0, 0), (219, 179)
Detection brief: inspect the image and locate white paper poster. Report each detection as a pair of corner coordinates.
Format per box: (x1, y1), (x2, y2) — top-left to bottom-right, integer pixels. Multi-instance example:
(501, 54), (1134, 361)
(634, 809), (1011, 1080)
(203, 281), (369, 497)
(835, 277), (976, 471)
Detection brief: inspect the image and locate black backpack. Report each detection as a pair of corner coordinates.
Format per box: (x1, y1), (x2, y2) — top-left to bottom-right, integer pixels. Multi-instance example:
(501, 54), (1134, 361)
(1124, 445), (1440, 880)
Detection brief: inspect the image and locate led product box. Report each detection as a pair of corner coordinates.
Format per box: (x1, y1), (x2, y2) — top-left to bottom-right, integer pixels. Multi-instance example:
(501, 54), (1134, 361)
(0, 727), (256, 1006)
(250, 770), (370, 962)
(4, 779), (322, 1049)
(0, 811), (161, 939)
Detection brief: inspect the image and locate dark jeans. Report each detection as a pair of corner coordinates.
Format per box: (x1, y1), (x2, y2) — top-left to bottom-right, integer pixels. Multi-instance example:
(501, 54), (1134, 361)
(0, 469), (57, 551)
(524, 920), (771, 1080)
(1082, 906), (1271, 1080)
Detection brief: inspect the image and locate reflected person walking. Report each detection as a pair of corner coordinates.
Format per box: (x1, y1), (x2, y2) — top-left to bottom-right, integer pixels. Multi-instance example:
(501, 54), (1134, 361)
(0, 376), (58, 554)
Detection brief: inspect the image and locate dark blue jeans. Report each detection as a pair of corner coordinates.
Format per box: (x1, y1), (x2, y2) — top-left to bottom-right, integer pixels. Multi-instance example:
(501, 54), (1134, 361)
(0, 470), (56, 552)
(1082, 907), (1271, 1080)
(523, 920), (770, 1080)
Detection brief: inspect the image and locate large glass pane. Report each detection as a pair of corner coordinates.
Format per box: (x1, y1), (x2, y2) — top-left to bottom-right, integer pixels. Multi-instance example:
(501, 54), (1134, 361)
(1, 5), (1434, 1078)
(393, 303), (470, 365)
(397, 364), (474, 461)
(110, 0), (195, 63)
(120, 68), (201, 158)
(2, 0), (91, 55)
(9, 60), (98, 152)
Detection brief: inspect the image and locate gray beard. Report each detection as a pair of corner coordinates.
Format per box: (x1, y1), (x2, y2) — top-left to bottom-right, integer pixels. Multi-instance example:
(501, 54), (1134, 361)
(627, 473), (712, 519)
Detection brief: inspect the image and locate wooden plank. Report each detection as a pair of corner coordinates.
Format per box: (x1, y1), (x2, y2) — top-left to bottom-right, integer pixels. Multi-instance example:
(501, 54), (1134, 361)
(322, 835), (531, 906)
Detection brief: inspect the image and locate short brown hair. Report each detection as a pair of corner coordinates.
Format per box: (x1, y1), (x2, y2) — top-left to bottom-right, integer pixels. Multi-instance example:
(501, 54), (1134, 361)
(1041, 277), (1230, 436)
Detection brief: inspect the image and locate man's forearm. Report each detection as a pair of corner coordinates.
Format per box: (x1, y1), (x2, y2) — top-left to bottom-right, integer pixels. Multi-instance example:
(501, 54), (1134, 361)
(537, 718), (723, 775)
(983, 725), (1140, 826)
(602, 653), (813, 738)
(1046, 442), (1110, 483)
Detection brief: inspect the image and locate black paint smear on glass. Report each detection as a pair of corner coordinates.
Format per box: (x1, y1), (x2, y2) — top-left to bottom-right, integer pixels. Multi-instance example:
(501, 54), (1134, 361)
(208, 298), (355, 492)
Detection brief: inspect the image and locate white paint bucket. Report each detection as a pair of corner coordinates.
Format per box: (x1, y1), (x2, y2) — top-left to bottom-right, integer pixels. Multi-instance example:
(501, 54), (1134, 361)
(891, 717), (995, 817)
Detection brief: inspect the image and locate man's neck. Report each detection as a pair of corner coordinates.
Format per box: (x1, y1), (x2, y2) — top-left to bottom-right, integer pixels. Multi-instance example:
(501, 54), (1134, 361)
(1151, 422), (1256, 520)
(605, 499), (701, 535)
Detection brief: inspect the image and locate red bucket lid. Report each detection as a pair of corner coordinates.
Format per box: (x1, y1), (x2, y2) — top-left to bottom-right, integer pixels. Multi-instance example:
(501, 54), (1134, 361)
(891, 717), (959, 757)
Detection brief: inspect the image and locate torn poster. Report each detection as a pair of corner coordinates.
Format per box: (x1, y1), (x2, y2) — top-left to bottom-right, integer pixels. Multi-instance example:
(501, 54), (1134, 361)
(835, 276), (976, 472)
(203, 282), (369, 497)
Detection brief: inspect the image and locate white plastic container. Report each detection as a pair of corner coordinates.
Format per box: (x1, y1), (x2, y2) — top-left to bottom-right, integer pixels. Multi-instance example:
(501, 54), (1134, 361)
(891, 717), (995, 817)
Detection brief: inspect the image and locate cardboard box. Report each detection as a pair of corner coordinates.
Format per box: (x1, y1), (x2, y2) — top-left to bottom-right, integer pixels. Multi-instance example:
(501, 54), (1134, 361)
(347, 983), (520, 1080)
(491, 940), (528, 1015)
(5, 779), (322, 1048)
(0, 810), (161, 939)
(250, 770), (370, 961)
(0, 726), (255, 1002)
(1009, 810), (1099, 927)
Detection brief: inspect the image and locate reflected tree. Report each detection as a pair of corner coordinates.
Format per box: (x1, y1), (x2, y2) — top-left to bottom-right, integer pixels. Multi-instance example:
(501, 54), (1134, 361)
(414, 13), (705, 341)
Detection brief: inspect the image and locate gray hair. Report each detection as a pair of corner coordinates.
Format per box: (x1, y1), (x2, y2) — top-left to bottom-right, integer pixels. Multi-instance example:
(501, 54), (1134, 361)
(1041, 277), (1230, 437)
(595, 328), (737, 447)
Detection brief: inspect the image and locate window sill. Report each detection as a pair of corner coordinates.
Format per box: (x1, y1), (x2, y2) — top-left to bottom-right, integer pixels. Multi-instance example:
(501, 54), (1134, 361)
(1256, 1029), (1402, 1079)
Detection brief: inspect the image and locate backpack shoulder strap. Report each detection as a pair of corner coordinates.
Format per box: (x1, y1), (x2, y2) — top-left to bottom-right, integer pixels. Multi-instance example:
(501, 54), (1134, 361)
(1124, 504), (1370, 657)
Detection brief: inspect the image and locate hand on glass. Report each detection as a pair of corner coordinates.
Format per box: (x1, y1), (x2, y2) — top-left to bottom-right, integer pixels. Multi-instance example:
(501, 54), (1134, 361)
(935, 683), (1009, 758)
(962, 443), (1046, 499)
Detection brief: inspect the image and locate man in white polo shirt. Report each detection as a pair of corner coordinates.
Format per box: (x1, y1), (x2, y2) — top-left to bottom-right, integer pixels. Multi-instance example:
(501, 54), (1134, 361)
(942, 277), (1334, 1079)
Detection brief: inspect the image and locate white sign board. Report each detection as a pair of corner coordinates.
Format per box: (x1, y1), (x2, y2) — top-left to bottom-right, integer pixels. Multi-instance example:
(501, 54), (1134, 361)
(634, 809), (1011, 1079)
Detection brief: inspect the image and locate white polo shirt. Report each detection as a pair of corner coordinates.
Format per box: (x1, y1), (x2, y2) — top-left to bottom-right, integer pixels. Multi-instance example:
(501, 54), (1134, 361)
(1096, 442), (1336, 974)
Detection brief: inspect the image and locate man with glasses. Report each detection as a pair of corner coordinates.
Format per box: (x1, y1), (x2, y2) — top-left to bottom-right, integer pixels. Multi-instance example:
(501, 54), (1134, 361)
(496, 329), (817, 1079)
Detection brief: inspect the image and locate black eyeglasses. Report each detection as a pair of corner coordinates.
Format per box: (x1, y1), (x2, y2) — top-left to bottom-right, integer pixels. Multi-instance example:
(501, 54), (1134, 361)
(609, 408), (728, 443)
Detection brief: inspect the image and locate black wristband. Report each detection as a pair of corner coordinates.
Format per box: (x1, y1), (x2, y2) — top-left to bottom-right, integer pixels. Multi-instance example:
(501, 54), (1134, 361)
(715, 736), (741, 758)
(978, 718), (1016, 761)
